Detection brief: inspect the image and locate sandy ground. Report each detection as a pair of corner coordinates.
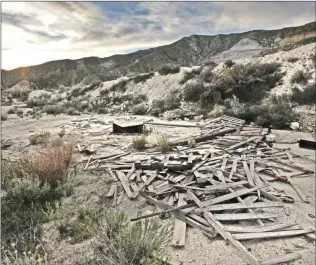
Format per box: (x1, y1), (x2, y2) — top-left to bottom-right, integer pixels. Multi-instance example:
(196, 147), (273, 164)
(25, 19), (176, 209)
(1, 114), (315, 265)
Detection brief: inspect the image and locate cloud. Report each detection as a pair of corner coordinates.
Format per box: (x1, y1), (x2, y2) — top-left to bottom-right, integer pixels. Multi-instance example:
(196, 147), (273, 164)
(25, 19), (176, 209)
(1, 2), (315, 70)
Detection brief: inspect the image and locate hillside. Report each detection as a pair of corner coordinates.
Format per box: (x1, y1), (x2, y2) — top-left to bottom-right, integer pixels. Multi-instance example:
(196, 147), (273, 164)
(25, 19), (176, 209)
(1, 22), (315, 89)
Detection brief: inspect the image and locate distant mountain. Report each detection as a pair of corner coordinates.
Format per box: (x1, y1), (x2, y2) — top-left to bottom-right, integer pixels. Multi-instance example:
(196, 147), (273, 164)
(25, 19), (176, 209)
(1, 21), (315, 89)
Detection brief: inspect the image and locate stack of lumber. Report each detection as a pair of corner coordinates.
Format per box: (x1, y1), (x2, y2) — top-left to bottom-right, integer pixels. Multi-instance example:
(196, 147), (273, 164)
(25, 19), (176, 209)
(85, 118), (315, 265)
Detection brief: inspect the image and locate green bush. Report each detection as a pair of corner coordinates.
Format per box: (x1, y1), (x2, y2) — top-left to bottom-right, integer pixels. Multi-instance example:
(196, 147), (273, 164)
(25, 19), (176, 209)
(158, 65), (180, 75)
(180, 68), (201, 85)
(292, 83), (316, 105)
(224, 59), (235, 68)
(164, 93), (181, 110)
(133, 94), (147, 105)
(227, 62), (284, 102)
(290, 70), (310, 84)
(224, 95), (297, 129)
(203, 60), (217, 67)
(132, 73), (154, 83)
(1, 148), (76, 261)
(43, 104), (65, 115)
(183, 80), (206, 102)
(287, 57), (299, 63)
(1, 112), (8, 121)
(109, 79), (129, 92)
(131, 103), (147, 115)
(7, 108), (15, 114)
(91, 212), (170, 265)
(58, 208), (106, 244)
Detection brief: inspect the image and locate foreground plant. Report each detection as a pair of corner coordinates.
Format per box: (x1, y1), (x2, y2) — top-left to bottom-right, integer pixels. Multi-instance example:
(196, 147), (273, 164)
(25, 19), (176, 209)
(133, 134), (147, 150)
(1, 144), (76, 263)
(90, 211), (171, 265)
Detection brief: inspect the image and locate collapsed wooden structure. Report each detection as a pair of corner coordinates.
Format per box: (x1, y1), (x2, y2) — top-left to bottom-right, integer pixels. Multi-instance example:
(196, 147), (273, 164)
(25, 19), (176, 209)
(83, 115), (315, 265)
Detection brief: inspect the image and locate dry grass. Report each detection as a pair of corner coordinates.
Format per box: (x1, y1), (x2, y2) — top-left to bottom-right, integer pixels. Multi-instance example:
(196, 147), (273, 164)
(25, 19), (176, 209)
(17, 144), (74, 187)
(157, 136), (171, 153)
(132, 135), (147, 150)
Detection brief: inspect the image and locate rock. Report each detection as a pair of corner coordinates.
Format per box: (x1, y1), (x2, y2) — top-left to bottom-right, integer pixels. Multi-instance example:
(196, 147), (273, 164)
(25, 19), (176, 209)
(307, 126), (314, 132)
(290, 122), (300, 130)
(79, 121), (90, 128)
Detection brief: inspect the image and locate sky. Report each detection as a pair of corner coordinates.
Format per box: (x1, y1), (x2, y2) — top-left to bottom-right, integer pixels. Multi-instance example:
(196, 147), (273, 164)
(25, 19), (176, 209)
(1, 1), (315, 70)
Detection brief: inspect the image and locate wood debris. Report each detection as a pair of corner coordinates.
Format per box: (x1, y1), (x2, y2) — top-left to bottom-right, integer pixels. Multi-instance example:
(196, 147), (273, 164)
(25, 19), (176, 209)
(83, 115), (314, 265)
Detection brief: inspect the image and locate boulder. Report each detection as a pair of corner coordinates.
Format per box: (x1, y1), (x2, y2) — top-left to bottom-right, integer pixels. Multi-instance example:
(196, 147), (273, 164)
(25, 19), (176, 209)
(290, 122), (300, 130)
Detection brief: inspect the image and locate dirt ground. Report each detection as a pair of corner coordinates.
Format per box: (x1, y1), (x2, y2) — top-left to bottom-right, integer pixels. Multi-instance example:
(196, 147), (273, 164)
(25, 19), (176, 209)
(1, 113), (315, 265)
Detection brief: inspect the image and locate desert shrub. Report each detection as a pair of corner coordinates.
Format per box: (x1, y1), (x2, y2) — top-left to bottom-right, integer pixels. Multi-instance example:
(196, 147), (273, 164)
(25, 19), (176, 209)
(164, 93), (181, 110)
(131, 103), (147, 115)
(66, 106), (79, 115)
(224, 59), (235, 68)
(183, 80), (206, 102)
(16, 109), (23, 117)
(201, 70), (213, 83)
(132, 134), (147, 150)
(90, 212), (170, 265)
(29, 131), (51, 146)
(109, 79), (128, 92)
(1, 112), (8, 121)
(203, 60), (217, 67)
(27, 97), (46, 108)
(256, 96), (298, 129)
(1, 146), (75, 259)
(132, 73), (154, 83)
(158, 65), (180, 75)
(43, 104), (65, 115)
(180, 68), (201, 85)
(290, 70), (310, 84)
(150, 100), (165, 116)
(157, 136), (171, 153)
(224, 95), (297, 129)
(287, 57), (299, 63)
(71, 87), (82, 97)
(226, 62), (284, 102)
(133, 94), (147, 105)
(310, 53), (316, 65)
(58, 208), (105, 244)
(7, 108), (15, 114)
(292, 83), (316, 105)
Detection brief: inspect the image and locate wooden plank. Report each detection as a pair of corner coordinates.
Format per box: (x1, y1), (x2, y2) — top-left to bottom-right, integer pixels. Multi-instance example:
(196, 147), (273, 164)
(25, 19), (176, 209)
(224, 223), (298, 233)
(83, 155), (92, 171)
(233, 228), (314, 240)
(214, 213), (280, 221)
(186, 190), (261, 265)
(172, 193), (187, 247)
(221, 158), (227, 171)
(111, 184), (118, 207)
(205, 181), (248, 191)
(206, 202), (283, 211)
(286, 175), (309, 203)
(229, 159), (238, 180)
(106, 183), (117, 198)
(242, 161), (254, 186)
(286, 150), (294, 162)
(217, 170), (226, 183)
(260, 252), (302, 265)
(116, 171), (135, 199)
(227, 136), (260, 150)
(117, 190), (124, 205)
(201, 187), (259, 207)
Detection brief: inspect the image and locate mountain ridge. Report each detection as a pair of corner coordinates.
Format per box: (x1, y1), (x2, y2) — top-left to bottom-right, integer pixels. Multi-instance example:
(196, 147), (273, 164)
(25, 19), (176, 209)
(1, 21), (315, 89)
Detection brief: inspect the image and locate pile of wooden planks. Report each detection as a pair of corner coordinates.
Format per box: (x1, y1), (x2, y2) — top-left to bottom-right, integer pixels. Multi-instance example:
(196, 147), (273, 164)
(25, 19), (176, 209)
(86, 118), (315, 265)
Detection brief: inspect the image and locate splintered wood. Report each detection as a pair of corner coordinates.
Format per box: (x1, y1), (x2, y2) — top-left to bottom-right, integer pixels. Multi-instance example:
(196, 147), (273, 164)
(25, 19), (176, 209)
(86, 115), (314, 265)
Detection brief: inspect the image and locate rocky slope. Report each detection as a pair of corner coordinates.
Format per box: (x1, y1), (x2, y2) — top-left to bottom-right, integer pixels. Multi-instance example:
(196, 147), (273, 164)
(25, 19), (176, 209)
(1, 22), (315, 89)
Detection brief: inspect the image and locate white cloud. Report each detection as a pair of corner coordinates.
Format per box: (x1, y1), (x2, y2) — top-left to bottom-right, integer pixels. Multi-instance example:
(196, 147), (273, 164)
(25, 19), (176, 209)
(1, 2), (315, 70)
